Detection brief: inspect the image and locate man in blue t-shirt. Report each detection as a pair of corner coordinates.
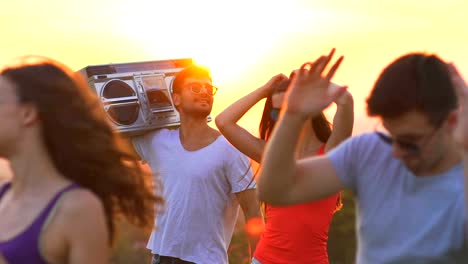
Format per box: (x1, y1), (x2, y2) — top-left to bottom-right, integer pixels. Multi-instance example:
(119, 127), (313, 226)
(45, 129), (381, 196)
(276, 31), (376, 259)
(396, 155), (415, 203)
(258, 49), (468, 264)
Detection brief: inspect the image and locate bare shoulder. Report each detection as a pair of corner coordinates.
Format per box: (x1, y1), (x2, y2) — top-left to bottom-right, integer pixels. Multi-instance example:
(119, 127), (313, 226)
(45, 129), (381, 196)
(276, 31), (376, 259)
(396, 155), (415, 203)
(40, 187), (109, 264)
(58, 189), (105, 220)
(54, 188), (108, 242)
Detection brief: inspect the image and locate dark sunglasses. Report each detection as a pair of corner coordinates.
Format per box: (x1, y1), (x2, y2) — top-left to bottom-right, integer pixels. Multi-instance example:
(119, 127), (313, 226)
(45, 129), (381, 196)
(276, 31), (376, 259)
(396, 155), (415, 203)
(375, 132), (421, 154)
(374, 121), (442, 155)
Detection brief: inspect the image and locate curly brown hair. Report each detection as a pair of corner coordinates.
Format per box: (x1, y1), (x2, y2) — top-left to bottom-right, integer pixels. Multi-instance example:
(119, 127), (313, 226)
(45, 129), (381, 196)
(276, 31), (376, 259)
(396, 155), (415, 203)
(0, 56), (162, 243)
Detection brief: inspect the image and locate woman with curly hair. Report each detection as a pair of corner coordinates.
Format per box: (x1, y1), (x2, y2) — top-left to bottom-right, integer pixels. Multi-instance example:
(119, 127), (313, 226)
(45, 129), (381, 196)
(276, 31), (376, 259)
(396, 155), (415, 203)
(0, 56), (162, 264)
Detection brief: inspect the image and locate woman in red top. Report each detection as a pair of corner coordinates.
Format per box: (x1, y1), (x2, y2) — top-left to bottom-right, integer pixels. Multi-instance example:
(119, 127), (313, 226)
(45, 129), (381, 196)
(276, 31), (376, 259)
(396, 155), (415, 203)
(215, 72), (353, 264)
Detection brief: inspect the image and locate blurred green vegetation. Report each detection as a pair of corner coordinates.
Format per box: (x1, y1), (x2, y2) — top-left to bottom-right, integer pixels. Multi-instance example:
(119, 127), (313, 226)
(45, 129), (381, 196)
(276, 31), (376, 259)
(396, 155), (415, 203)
(112, 191), (357, 264)
(228, 217), (251, 264)
(328, 190), (357, 264)
(111, 222), (152, 264)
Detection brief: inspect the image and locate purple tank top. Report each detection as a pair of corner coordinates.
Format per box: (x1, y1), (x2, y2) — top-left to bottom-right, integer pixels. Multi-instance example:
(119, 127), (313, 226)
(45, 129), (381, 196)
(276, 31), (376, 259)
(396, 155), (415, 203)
(0, 183), (79, 264)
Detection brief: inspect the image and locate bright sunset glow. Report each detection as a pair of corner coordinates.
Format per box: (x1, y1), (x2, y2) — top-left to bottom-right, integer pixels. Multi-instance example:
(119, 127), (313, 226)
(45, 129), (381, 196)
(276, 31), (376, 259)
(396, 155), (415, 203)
(0, 0), (467, 139)
(246, 217), (265, 236)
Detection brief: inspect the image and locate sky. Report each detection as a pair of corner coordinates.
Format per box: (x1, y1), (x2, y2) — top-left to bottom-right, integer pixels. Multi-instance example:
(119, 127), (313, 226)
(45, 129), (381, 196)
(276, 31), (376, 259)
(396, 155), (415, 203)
(1, 0), (467, 137)
(0, 0), (467, 174)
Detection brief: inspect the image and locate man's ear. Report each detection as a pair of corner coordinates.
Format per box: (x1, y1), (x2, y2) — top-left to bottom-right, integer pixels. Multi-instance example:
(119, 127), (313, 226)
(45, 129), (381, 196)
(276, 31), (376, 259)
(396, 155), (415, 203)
(446, 109), (458, 131)
(172, 93), (181, 108)
(21, 103), (39, 126)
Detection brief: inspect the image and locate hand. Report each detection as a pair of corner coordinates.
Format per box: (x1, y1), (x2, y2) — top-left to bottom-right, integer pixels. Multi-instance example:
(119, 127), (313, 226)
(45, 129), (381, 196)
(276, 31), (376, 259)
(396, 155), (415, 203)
(334, 88), (353, 106)
(259, 73), (289, 98)
(449, 64), (468, 150)
(284, 48), (347, 118)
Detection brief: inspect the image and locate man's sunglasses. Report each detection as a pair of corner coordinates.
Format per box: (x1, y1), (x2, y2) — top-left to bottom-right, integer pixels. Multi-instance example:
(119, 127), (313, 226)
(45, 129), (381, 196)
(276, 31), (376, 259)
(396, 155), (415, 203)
(374, 121), (442, 155)
(185, 83), (218, 96)
(375, 132), (422, 154)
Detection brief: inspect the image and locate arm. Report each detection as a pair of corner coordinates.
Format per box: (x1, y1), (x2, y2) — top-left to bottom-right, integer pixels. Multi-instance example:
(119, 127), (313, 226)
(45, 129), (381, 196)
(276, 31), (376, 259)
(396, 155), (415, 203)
(215, 74), (288, 163)
(258, 49), (347, 205)
(62, 190), (110, 264)
(325, 89), (354, 152)
(448, 63), (468, 241)
(235, 189), (263, 258)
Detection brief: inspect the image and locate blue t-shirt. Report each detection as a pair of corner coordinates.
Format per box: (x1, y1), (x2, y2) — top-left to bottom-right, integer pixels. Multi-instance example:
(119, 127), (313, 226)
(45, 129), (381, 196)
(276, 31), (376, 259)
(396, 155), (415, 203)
(328, 133), (467, 264)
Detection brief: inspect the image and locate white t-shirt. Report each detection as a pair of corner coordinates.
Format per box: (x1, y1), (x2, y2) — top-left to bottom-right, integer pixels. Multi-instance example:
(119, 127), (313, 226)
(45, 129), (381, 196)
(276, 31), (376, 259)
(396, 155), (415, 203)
(133, 128), (255, 264)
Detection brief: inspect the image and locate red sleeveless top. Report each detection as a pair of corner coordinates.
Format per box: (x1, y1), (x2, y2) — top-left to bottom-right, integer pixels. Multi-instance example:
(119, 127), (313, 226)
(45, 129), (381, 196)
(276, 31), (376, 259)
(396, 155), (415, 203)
(253, 146), (339, 264)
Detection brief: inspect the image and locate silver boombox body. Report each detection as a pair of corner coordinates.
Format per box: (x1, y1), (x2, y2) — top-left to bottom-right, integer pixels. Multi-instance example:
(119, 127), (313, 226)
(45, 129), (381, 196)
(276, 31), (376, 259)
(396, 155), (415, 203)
(80, 58), (193, 136)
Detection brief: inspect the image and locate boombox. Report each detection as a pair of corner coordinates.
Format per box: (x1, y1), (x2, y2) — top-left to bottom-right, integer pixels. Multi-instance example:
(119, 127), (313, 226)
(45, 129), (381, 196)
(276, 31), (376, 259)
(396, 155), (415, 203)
(79, 58), (193, 136)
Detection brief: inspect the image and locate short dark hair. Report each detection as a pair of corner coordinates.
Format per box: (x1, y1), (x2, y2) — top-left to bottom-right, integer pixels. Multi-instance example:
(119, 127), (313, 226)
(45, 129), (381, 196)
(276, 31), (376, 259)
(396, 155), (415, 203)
(172, 64), (211, 94)
(367, 53), (457, 126)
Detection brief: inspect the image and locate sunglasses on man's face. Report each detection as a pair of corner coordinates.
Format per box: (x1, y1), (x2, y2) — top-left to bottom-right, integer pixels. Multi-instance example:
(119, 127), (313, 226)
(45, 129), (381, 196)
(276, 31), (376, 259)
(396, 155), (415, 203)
(184, 83), (218, 96)
(374, 121), (443, 155)
(375, 132), (421, 154)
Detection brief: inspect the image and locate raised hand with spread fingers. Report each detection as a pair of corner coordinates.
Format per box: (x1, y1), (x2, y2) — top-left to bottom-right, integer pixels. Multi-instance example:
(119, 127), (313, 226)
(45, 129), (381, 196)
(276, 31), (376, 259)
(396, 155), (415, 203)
(283, 48), (347, 120)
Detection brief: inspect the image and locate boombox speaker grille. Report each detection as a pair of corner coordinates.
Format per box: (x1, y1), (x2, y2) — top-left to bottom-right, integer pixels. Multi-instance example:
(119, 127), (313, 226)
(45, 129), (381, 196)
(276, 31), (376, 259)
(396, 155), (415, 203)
(102, 79), (140, 126)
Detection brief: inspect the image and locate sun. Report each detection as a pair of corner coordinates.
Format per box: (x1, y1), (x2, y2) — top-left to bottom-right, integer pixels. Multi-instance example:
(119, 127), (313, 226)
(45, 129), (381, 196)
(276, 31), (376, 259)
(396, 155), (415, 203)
(114, 0), (311, 84)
